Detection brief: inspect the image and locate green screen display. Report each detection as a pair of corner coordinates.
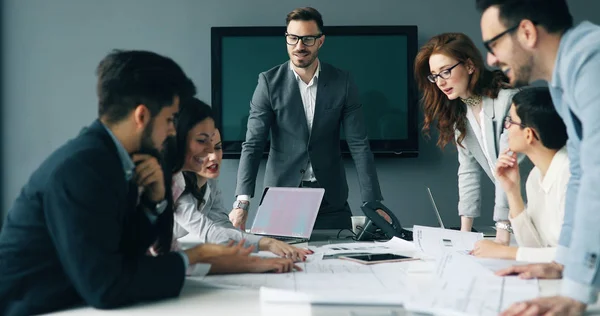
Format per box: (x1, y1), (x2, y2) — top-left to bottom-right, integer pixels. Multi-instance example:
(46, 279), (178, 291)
(219, 34), (410, 142)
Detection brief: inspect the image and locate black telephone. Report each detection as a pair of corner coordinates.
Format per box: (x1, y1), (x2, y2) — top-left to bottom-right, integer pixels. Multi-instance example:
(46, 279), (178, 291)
(356, 201), (413, 241)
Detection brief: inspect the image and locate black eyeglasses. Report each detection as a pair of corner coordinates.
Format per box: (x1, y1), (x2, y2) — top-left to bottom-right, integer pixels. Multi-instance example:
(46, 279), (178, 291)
(504, 116), (539, 140)
(484, 21), (538, 55)
(427, 62), (462, 83)
(285, 33), (323, 47)
(504, 116), (525, 129)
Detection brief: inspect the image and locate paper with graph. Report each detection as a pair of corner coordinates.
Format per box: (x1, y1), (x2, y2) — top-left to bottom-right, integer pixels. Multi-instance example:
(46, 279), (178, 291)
(412, 225), (483, 257)
(192, 234), (538, 313)
(404, 252), (539, 315)
(194, 237), (416, 305)
(196, 256), (412, 305)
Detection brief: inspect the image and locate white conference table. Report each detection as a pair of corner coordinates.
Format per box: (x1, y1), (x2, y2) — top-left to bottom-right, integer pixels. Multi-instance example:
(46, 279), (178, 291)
(51, 229), (600, 316)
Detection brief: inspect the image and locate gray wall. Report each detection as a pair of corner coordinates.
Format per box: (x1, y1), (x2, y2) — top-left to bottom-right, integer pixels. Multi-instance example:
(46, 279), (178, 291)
(2, 0), (598, 228)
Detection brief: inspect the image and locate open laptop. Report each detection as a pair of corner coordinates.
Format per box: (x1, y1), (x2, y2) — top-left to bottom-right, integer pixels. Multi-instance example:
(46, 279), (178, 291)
(249, 187), (325, 244)
(426, 187), (496, 237)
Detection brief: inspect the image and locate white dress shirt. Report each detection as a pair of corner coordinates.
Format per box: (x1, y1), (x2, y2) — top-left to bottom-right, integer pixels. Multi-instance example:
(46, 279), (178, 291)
(290, 60), (321, 182)
(510, 146), (570, 262)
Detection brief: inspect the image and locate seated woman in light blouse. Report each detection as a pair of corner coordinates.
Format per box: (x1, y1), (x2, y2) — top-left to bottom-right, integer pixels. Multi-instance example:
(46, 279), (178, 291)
(472, 87), (569, 262)
(170, 97), (312, 262)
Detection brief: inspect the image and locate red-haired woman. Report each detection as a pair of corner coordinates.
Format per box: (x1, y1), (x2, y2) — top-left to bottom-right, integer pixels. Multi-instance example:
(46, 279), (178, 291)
(415, 32), (522, 244)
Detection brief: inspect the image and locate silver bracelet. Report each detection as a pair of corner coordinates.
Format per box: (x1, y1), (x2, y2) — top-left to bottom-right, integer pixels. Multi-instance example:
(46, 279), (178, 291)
(495, 222), (514, 234)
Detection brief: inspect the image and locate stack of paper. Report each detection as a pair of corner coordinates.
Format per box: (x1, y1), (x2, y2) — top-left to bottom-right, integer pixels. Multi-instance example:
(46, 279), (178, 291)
(412, 225), (483, 258)
(192, 228), (539, 315)
(196, 237), (417, 305)
(405, 252), (539, 316)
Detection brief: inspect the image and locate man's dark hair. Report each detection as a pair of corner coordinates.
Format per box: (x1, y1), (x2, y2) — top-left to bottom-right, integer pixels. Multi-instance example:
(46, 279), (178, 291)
(96, 49), (196, 124)
(512, 87), (567, 150)
(476, 0), (573, 34)
(286, 7), (324, 33)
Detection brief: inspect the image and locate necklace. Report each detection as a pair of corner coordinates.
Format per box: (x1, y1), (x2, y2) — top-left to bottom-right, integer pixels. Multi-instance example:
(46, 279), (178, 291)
(460, 95), (482, 107)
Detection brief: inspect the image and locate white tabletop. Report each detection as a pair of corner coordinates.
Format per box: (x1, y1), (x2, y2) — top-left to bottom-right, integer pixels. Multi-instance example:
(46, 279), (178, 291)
(51, 231), (600, 316)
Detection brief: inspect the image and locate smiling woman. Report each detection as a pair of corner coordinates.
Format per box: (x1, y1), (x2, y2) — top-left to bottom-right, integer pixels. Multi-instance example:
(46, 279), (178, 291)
(168, 97), (313, 262)
(414, 32), (525, 241)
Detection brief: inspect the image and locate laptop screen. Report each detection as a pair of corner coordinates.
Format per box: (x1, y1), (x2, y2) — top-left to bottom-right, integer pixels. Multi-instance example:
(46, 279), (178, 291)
(426, 187), (446, 229)
(250, 187), (324, 238)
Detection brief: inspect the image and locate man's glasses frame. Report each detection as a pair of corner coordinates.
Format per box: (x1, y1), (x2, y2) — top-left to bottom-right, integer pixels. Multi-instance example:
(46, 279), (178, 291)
(483, 21), (537, 55)
(285, 32), (323, 47)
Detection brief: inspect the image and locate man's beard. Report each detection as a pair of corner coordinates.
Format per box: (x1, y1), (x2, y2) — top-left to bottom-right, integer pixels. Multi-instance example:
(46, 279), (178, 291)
(292, 49), (318, 68)
(138, 119), (162, 161)
(510, 47), (535, 88)
(512, 62), (534, 88)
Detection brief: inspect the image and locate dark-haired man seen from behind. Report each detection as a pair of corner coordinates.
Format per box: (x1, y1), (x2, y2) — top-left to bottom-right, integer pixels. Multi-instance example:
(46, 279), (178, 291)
(0, 50), (297, 316)
(476, 0), (600, 314)
(231, 7), (384, 230)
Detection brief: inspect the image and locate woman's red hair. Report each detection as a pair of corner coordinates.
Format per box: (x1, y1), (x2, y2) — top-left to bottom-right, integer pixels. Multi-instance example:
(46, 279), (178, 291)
(414, 32), (508, 148)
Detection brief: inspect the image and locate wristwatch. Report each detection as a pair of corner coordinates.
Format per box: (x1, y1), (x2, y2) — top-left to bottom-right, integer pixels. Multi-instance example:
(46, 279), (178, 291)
(495, 222), (514, 234)
(233, 200), (250, 211)
(141, 198), (168, 216)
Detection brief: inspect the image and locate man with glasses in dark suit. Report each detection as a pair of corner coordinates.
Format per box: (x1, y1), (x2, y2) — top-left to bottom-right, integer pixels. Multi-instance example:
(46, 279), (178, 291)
(230, 7), (386, 231)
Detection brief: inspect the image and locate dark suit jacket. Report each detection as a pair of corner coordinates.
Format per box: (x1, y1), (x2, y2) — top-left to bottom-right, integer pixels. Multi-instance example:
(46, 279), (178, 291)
(236, 61), (383, 208)
(0, 120), (185, 316)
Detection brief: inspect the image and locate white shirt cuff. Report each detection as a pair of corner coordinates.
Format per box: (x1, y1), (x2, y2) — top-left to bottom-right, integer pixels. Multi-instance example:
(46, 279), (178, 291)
(177, 251), (189, 272)
(560, 277), (600, 304)
(237, 195), (250, 201)
(515, 247), (556, 263)
(241, 233), (264, 252)
(178, 250), (212, 277)
(187, 263), (212, 277)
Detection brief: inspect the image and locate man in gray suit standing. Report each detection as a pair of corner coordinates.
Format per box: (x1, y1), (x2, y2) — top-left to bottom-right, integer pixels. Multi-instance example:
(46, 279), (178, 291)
(229, 7), (384, 230)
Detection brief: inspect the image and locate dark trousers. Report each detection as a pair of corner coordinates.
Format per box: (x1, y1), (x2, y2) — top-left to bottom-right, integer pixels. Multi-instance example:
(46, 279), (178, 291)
(300, 181), (352, 229)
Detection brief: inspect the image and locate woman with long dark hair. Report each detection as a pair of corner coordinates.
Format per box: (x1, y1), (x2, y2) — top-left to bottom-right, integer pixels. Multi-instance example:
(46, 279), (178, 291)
(169, 98), (312, 262)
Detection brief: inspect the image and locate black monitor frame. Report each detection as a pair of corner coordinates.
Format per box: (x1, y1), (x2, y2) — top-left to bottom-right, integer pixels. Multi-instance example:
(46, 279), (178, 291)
(211, 25), (419, 159)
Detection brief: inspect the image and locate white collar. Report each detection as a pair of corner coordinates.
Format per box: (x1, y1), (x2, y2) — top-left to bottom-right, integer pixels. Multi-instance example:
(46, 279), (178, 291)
(172, 171), (212, 205)
(289, 59), (321, 83)
(172, 172), (186, 202)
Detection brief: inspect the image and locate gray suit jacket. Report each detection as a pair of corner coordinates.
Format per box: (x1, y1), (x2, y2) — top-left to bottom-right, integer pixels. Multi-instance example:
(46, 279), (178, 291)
(236, 61), (382, 208)
(457, 88), (529, 222)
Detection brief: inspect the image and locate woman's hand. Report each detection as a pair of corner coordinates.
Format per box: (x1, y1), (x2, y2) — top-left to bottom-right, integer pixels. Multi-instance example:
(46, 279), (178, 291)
(470, 239), (517, 260)
(495, 149), (520, 194)
(259, 238), (314, 262)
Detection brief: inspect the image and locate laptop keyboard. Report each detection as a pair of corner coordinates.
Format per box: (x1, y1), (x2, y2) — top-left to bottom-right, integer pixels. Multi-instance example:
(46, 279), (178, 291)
(262, 235), (308, 243)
